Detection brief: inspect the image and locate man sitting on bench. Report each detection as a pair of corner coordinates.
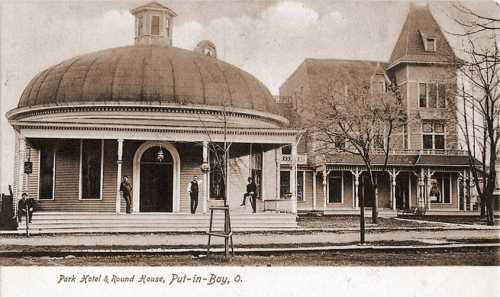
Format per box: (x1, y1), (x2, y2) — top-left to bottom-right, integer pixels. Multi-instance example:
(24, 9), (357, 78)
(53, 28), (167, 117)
(17, 193), (35, 223)
(240, 177), (257, 213)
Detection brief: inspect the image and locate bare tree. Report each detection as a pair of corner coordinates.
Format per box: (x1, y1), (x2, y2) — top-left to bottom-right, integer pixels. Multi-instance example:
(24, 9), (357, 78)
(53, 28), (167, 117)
(455, 40), (499, 225)
(449, 3), (499, 225)
(197, 103), (232, 205)
(309, 81), (407, 242)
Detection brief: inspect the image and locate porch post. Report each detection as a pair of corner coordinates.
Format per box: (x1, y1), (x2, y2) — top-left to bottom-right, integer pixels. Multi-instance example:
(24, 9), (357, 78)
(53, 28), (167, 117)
(290, 142), (297, 214)
(312, 171), (317, 210)
(202, 141), (209, 214)
(389, 169), (400, 211)
(322, 169), (327, 211)
(115, 139), (124, 213)
(351, 168), (361, 209)
(465, 169), (471, 211)
(426, 169), (434, 210)
(417, 169), (424, 209)
(16, 135), (27, 212)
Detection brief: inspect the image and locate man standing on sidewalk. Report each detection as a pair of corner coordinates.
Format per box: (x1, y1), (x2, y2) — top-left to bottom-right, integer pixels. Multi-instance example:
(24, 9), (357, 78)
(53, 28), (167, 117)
(188, 176), (200, 214)
(120, 176), (133, 214)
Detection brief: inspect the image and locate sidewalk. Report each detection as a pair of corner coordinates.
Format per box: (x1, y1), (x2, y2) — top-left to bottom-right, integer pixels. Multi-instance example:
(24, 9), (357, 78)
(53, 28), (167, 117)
(1, 228), (498, 253)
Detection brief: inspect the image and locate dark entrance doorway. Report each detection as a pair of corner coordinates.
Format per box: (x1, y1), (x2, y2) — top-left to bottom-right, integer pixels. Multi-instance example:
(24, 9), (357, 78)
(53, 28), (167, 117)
(396, 173), (410, 210)
(140, 146), (173, 212)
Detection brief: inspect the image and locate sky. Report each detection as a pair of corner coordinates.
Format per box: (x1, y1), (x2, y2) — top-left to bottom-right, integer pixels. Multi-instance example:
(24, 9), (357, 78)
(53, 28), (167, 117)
(0, 0), (499, 191)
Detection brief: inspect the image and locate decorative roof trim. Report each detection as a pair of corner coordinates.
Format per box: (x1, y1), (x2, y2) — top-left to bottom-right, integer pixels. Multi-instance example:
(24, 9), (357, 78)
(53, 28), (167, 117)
(6, 101), (290, 126)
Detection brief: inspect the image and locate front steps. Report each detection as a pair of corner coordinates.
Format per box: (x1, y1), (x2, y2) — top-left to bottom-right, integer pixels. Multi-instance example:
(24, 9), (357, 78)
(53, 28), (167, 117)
(17, 211), (298, 234)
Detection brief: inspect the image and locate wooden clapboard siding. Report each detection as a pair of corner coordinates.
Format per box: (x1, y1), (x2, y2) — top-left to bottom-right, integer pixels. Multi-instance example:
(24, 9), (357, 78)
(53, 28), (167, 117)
(26, 145), (39, 200)
(13, 135), (20, 199)
(102, 140), (118, 211)
(177, 143), (203, 213)
(33, 139), (115, 212)
(120, 140), (142, 212)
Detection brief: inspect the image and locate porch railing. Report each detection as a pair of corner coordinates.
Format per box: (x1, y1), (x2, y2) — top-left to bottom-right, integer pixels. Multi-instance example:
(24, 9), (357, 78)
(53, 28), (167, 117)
(280, 154), (308, 164)
(263, 198), (296, 213)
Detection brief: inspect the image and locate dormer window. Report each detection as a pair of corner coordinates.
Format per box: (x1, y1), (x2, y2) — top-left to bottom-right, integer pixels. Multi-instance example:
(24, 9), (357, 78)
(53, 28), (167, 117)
(425, 38), (436, 52)
(151, 15), (160, 35)
(419, 30), (437, 52)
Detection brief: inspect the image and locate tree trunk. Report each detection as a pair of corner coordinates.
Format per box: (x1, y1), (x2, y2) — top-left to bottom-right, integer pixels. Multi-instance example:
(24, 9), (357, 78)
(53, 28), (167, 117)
(359, 189), (366, 244)
(486, 195), (494, 226)
(480, 197), (486, 217)
(372, 183), (378, 224)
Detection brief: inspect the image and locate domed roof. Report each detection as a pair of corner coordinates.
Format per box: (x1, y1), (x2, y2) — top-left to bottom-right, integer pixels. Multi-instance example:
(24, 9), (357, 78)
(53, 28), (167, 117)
(18, 45), (280, 115)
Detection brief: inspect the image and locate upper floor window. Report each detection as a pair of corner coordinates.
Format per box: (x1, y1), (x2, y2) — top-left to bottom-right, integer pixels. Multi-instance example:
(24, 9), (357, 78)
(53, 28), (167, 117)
(80, 140), (103, 200)
(281, 145), (291, 155)
(371, 81), (386, 94)
(151, 15), (160, 35)
(422, 121), (445, 150)
(419, 82), (447, 108)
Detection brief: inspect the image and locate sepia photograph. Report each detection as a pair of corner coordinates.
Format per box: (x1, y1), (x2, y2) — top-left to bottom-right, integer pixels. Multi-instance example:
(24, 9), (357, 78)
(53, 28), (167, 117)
(0, 0), (499, 295)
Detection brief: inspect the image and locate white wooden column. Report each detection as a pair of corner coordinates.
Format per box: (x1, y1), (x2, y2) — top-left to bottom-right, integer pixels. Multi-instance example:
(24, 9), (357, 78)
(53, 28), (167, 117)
(202, 141), (209, 214)
(425, 169), (435, 210)
(322, 169), (328, 211)
(351, 168), (362, 209)
(312, 171), (317, 210)
(388, 169), (400, 211)
(416, 168), (425, 209)
(115, 139), (124, 213)
(16, 135), (27, 212)
(290, 142), (297, 214)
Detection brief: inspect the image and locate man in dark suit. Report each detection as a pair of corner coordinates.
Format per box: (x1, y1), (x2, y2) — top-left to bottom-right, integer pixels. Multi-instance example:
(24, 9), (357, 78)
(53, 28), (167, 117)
(188, 176), (199, 214)
(17, 193), (35, 223)
(241, 177), (257, 213)
(120, 176), (133, 214)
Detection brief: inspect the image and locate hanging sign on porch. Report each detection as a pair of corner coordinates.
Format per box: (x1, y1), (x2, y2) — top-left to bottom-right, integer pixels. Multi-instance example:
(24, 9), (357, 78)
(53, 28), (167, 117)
(24, 161), (33, 174)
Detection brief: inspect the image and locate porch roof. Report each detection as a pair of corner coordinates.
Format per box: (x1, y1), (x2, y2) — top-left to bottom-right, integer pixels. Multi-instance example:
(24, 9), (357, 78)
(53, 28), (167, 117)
(317, 151), (471, 169)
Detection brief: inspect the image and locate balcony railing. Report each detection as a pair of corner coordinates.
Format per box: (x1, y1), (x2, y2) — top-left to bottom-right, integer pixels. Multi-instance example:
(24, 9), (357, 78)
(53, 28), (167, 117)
(273, 96), (293, 104)
(280, 154), (308, 164)
(372, 149), (468, 156)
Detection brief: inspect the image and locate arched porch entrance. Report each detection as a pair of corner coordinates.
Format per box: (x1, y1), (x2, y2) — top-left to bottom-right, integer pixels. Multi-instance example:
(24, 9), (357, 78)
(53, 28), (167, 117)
(132, 141), (180, 213)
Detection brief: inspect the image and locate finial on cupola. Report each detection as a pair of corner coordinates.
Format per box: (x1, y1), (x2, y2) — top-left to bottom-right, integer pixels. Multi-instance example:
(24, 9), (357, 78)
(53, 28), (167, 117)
(130, 1), (177, 47)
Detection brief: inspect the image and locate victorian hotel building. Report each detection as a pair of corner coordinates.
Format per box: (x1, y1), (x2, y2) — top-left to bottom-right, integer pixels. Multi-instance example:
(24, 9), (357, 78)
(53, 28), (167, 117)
(7, 3), (483, 232)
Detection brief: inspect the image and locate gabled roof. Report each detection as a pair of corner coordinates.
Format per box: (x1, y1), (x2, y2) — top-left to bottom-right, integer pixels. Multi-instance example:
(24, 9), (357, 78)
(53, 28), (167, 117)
(388, 3), (455, 70)
(302, 58), (388, 87)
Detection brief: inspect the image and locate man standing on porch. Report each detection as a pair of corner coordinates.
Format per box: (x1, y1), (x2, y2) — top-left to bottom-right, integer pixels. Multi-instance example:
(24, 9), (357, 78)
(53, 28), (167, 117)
(188, 176), (200, 214)
(120, 176), (133, 214)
